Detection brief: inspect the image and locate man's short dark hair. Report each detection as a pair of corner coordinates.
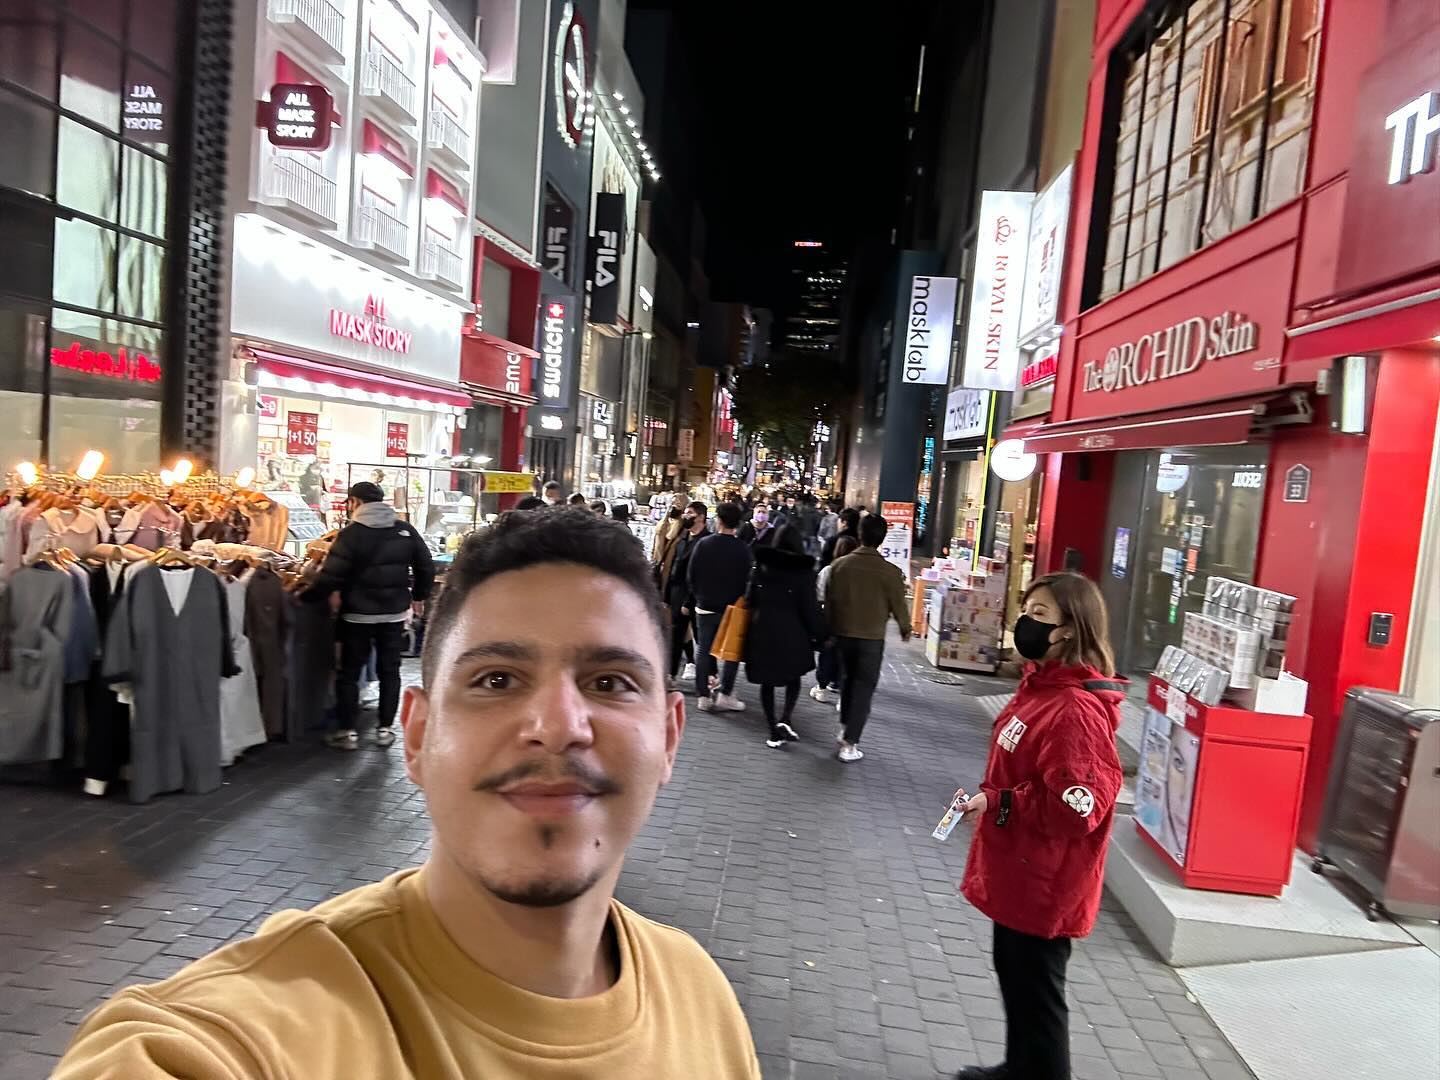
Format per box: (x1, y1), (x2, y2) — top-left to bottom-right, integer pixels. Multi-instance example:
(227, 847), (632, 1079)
(859, 513), (888, 548)
(514, 495), (546, 510)
(568, 492), (588, 506)
(839, 507), (862, 532)
(715, 502), (742, 530)
(421, 509), (665, 688)
(348, 481), (384, 504)
(543, 480), (562, 495)
(686, 501), (708, 517)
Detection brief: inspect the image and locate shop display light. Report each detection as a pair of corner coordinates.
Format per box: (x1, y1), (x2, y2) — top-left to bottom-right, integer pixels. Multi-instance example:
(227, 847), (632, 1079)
(172, 458), (194, 484)
(159, 469), (176, 487)
(76, 450), (104, 481)
(15, 461), (39, 486)
(235, 466), (256, 489)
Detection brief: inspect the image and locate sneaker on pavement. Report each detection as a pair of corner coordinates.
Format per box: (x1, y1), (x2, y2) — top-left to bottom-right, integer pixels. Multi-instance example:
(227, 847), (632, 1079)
(373, 727), (396, 748)
(712, 692), (746, 712)
(809, 685), (834, 704)
(324, 730), (359, 751)
(681, 662), (696, 682)
(955, 1066), (1009, 1080)
(838, 744), (864, 763)
(765, 723), (800, 748)
(835, 698), (843, 713)
(696, 696), (715, 712)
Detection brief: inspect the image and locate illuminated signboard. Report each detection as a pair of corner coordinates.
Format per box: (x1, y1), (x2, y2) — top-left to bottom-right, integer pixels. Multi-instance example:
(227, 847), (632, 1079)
(540, 300), (571, 404)
(50, 342), (161, 383)
(261, 83), (334, 151)
(328, 294), (413, 354)
(553, 3), (589, 149)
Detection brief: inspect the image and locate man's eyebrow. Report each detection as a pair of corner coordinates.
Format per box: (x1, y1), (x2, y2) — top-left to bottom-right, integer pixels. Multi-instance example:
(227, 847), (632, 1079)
(451, 641), (539, 666)
(575, 646), (657, 679)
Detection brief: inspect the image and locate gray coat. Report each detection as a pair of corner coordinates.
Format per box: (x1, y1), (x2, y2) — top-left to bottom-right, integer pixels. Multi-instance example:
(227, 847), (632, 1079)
(104, 566), (237, 803)
(0, 566), (74, 763)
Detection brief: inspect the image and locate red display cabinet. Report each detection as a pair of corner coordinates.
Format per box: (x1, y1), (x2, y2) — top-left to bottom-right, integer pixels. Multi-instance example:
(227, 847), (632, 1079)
(1134, 677), (1313, 897)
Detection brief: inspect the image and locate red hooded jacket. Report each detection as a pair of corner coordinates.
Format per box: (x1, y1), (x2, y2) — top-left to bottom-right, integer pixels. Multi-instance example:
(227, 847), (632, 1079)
(961, 661), (1126, 939)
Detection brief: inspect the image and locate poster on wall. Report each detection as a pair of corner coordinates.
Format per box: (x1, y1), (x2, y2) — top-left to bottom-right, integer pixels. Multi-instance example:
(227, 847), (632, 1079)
(1112, 526), (1131, 579)
(1135, 706), (1201, 865)
(901, 276), (958, 385)
(1017, 165), (1073, 342)
(386, 422), (409, 458)
(286, 411), (319, 456)
(961, 190), (1035, 391)
(879, 501), (915, 578)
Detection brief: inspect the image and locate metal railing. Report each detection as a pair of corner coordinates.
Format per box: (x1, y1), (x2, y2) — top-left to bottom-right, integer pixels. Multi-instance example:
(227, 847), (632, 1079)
(427, 107), (470, 164)
(266, 156), (337, 224)
(268, 0), (345, 56)
(420, 241), (463, 288)
(356, 202), (409, 260)
(362, 48), (416, 117)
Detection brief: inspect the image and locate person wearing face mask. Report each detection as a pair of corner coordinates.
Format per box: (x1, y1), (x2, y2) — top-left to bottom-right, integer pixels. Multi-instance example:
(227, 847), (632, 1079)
(664, 502), (710, 689)
(738, 505), (771, 546)
(952, 572), (1126, 1080)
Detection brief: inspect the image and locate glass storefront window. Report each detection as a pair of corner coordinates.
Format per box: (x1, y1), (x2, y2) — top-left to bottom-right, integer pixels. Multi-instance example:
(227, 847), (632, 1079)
(0, 303), (48, 471)
(57, 117), (120, 221)
(0, 1), (61, 99)
(118, 236), (165, 322)
(0, 87), (57, 199)
(53, 217), (118, 312)
(120, 144), (167, 239)
(60, 16), (121, 130)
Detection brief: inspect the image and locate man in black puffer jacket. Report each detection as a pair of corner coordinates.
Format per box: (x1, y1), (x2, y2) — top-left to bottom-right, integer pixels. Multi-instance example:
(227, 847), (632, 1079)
(306, 482), (436, 750)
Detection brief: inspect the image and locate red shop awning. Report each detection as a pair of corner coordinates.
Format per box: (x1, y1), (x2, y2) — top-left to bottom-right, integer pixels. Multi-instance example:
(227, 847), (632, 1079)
(426, 168), (467, 214)
(999, 416), (1048, 442)
(1022, 396), (1280, 454)
(246, 347), (471, 412)
(460, 328), (539, 407)
(1286, 288), (1440, 361)
(361, 119), (414, 177)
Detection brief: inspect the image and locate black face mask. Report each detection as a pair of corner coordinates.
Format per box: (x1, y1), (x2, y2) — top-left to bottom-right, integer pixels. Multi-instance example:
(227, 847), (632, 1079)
(1013, 615), (1060, 661)
(682, 516), (697, 529)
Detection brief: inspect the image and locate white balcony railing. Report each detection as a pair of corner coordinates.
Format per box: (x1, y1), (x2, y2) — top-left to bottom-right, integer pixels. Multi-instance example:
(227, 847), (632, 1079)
(362, 48), (416, 119)
(264, 156), (337, 225)
(268, 0), (345, 58)
(356, 202), (409, 261)
(420, 241), (463, 288)
(427, 107), (470, 167)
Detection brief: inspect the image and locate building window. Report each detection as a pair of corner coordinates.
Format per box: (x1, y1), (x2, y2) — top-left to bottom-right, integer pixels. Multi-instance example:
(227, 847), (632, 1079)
(1096, 0), (1321, 302)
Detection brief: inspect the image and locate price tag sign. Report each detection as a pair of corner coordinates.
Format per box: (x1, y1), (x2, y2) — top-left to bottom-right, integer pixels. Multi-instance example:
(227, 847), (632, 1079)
(286, 411), (319, 456)
(386, 422), (409, 458)
(480, 471), (535, 494)
(1165, 682), (1188, 725)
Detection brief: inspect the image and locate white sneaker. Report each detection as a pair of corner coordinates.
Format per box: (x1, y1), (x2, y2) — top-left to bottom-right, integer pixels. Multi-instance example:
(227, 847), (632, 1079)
(682, 662), (696, 682)
(325, 730), (359, 751)
(696, 696), (715, 712)
(838, 744), (864, 763)
(835, 699), (843, 713)
(373, 727), (396, 748)
(809, 685), (835, 704)
(765, 723), (800, 748)
(712, 692), (746, 712)
(359, 685), (380, 707)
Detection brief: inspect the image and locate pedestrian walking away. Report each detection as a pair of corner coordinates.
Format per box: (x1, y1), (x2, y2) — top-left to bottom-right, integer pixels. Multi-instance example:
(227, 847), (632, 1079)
(819, 506), (861, 568)
(954, 572), (1126, 1080)
(55, 509), (761, 1079)
(687, 501), (753, 713)
(664, 502), (710, 688)
(812, 533), (860, 703)
(302, 481), (435, 751)
(743, 524), (825, 748)
(823, 513), (911, 762)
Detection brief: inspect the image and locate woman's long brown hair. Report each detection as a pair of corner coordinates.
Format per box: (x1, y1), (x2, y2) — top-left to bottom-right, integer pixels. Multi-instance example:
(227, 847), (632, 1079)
(1023, 572), (1117, 676)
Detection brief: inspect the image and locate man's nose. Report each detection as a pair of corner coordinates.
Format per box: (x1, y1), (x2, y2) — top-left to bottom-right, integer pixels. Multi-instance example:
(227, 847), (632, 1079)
(518, 676), (595, 752)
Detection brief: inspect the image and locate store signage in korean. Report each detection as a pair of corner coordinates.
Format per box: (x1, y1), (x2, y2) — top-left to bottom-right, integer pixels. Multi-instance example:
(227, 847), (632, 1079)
(123, 82), (165, 139)
(676, 428), (695, 462)
(539, 300), (571, 404)
(260, 83), (334, 151)
(1080, 311), (1258, 394)
(1384, 91), (1439, 184)
(901, 275), (957, 385)
(257, 394), (280, 419)
(544, 190), (574, 282)
(539, 413), (565, 431)
(592, 399), (615, 425)
(962, 190), (1034, 391)
(943, 387), (988, 441)
(286, 411), (319, 455)
(481, 471), (537, 493)
(50, 342), (161, 383)
(1020, 351), (1058, 388)
(329, 293), (413, 354)
(553, 2), (589, 149)
(1017, 166), (1072, 342)
(588, 193), (626, 325)
(386, 422), (409, 458)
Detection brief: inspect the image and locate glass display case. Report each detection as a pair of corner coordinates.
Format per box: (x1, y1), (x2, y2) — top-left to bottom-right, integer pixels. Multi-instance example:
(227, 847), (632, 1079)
(346, 463), (498, 562)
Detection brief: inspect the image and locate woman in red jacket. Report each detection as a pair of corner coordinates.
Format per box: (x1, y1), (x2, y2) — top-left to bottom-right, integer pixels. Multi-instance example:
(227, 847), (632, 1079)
(955, 572), (1126, 1080)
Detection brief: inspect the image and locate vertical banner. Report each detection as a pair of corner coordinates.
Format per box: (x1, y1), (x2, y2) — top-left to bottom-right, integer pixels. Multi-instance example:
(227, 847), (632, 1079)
(537, 297), (574, 409)
(962, 190), (1035, 391)
(286, 411), (319, 455)
(587, 192), (626, 325)
(1017, 165), (1073, 341)
(386, 422), (409, 458)
(543, 188), (574, 283)
(879, 501), (915, 578)
(902, 275), (958, 385)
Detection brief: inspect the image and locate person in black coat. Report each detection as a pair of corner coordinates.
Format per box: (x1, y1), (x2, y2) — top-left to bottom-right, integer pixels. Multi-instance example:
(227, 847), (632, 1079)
(305, 481), (435, 750)
(744, 524), (826, 747)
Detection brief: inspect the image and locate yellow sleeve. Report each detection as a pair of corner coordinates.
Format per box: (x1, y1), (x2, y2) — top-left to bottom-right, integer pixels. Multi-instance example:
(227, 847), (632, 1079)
(53, 988), (266, 1080)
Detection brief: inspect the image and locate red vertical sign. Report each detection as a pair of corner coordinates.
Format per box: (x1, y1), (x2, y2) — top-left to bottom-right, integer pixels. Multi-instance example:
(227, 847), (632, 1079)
(386, 422), (409, 458)
(286, 411), (319, 455)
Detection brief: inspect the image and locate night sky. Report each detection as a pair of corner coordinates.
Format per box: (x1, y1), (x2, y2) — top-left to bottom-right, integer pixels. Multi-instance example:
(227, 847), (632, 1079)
(630, 1), (934, 309)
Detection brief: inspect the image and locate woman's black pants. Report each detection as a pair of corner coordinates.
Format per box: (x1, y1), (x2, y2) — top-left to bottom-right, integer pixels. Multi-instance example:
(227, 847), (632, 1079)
(993, 921), (1072, 1080)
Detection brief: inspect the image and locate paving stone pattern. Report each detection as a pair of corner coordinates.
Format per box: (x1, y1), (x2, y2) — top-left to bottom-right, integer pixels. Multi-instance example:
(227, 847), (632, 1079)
(0, 640), (1252, 1079)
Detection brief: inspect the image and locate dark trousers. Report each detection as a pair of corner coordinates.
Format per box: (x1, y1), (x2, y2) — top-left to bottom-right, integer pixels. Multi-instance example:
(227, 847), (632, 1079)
(336, 621), (405, 731)
(693, 611), (739, 697)
(760, 679), (800, 734)
(816, 640), (843, 689)
(837, 636), (885, 744)
(993, 921), (1072, 1080)
(668, 608), (694, 679)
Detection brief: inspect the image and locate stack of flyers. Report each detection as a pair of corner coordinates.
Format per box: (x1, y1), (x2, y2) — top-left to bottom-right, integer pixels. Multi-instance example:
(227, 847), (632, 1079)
(932, 788), (970, 841)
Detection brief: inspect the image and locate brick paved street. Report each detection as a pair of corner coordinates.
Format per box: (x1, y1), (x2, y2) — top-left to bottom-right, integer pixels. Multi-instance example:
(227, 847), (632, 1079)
(0, 638), (1252, 1080)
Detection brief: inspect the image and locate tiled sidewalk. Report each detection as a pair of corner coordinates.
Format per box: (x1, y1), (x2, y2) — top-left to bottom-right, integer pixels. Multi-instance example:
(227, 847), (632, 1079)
(0, 641), (1251, 1079)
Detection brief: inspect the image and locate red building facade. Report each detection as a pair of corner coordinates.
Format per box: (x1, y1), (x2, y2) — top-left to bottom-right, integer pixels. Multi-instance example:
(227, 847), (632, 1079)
(1027, 0), (1440, 848)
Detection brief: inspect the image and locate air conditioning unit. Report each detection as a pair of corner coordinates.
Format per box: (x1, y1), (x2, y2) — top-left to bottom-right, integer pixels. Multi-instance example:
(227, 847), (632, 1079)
(1313, 687), (1440, 920)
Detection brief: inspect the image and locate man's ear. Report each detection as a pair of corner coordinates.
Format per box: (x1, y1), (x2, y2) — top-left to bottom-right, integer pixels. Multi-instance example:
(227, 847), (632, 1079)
(659, 690), (685, 785)
(400, 686), (429, 786)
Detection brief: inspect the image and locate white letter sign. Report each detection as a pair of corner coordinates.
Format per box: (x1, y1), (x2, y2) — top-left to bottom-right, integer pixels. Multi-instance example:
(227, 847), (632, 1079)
(902, 275), (958, 385)
(1385, 92), (1440, 185)
(962, 190), (1034, 391)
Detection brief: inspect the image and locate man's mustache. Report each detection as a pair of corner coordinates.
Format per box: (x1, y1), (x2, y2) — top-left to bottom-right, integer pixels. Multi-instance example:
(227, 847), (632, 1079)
(473, 758), (622, 796)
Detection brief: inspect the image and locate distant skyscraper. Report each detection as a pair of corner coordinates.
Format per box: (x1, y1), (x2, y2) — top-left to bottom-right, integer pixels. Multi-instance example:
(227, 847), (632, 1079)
(780, 242), (848, 358)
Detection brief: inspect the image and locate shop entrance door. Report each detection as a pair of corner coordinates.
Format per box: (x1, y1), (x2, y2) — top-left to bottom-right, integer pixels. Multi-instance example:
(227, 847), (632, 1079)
(529, 436), (566, 485)
(1098, 451), (1148, 672)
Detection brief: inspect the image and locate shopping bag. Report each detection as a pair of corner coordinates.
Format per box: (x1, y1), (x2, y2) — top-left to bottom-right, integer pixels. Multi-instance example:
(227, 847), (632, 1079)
(711, 598), (749, 662)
